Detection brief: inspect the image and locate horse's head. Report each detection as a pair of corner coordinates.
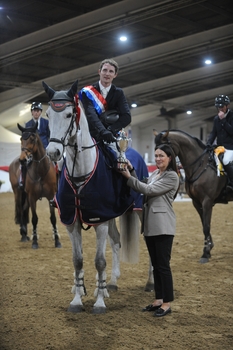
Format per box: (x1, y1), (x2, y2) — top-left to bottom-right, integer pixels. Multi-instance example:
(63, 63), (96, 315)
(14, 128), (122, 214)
(43, 80), (79, 161)
(17, 123), (41, 163)
(154, 130), (180, 156)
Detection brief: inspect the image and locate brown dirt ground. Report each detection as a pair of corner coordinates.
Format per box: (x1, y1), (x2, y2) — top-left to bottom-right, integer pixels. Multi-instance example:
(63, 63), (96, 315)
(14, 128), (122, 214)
(0, 192), (232, 350)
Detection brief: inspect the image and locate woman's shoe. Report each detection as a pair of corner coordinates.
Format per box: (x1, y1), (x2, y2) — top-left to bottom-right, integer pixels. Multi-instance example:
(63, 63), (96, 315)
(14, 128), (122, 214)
(153, 307), (171, 317)
(142, 304), (162, 312)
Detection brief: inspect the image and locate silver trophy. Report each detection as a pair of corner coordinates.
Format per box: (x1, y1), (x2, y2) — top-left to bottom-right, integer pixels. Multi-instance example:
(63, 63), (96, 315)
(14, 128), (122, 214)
(116, 129), (131, 171)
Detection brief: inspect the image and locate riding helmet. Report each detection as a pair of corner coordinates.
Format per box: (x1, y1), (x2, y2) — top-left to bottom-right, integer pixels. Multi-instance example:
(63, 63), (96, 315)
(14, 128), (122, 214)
(214, 95), (230, 107)
(31, 101), (43, 111)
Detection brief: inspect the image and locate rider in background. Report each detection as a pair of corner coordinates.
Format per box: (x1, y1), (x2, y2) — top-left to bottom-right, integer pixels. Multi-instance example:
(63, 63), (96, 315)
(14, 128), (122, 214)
(25, 102), (50, 149)
(79, 58), (131, 145)
(19, 102), (50, 189)
(207, 95), (233, 193)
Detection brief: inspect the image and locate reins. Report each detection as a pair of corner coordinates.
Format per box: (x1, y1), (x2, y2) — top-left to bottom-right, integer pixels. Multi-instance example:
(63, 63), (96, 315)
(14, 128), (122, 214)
(22, 143), (52, 183)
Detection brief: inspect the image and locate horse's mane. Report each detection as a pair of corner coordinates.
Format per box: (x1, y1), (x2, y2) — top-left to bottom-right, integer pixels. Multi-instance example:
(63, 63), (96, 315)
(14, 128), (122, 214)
(162, 129), (206, 150)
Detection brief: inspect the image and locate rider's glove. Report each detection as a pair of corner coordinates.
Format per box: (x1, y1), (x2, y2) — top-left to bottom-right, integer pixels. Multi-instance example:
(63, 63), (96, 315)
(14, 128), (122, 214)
(101, 129), (116, 144)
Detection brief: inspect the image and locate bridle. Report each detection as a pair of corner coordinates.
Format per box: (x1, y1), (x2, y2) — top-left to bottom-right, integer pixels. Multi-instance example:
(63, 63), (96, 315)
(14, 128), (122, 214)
(48, 96), (97, 153)
(21, 132), (52, 182)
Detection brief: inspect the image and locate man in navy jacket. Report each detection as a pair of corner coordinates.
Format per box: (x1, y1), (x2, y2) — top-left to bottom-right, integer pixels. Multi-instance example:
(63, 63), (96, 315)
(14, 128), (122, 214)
(19, 102), (50, 188)
(25, 102), (50, 148)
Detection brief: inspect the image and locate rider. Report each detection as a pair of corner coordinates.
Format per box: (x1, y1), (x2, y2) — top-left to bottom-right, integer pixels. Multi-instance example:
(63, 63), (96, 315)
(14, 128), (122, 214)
(79, 58), (131, 153)
(206, 95), (233, 192)
(19, 102), (50, 189)
(25, 102), (50, 149)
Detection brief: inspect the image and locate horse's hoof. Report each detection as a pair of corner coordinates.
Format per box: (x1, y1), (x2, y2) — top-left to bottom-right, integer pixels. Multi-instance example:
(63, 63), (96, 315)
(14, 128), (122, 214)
(92, 307), (106, 314)
(20, 236), (30, 242)
(144, 283), (154, 292)
(106, 284), (118, 291)
(67, 304), (84, 313)
(199, 257), (209, 264)
(55, 242), (62, 248)
(32, 244), (38, 249)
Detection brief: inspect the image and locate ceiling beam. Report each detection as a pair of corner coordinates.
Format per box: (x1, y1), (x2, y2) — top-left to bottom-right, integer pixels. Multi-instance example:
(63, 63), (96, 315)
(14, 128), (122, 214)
(0, 23), (232, 113)
(0, 0), (206, 67)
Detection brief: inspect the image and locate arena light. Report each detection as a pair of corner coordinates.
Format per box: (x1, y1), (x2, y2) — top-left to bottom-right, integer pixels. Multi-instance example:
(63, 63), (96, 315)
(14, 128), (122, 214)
(186, 110), (192, 115)
(119, 36), (127, 42)
(205, 59), (212, 65)
(131, 103), (137, 108)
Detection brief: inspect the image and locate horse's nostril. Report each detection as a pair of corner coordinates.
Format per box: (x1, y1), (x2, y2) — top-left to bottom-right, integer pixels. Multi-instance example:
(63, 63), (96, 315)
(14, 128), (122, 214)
(56, 150), (60, 157)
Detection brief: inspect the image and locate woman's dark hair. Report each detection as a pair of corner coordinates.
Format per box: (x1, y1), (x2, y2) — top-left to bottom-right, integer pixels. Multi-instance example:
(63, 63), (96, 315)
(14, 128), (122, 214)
(155, 144), (178, 173)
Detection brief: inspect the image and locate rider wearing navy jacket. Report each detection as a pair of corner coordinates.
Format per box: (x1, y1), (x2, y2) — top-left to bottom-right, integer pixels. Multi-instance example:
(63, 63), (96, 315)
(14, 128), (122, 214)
(79, 58), (131, 143)
(19, 102), (50, 188)
(25, 102), (50, 149)
(207, 95), (233, 192)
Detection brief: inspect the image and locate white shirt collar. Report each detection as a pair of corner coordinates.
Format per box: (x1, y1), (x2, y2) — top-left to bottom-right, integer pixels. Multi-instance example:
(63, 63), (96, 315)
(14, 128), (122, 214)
(99, 81), (111, 93)
(33, 117), (41, 128)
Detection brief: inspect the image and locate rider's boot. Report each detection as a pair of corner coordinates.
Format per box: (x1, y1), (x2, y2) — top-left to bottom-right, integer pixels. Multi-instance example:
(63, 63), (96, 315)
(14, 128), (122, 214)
(224, 162), (233, 193)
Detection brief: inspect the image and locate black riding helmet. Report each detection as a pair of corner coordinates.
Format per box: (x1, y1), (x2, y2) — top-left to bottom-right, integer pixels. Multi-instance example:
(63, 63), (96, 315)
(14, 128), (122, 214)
(31, 101), (43, 111)
(214, 95), (230, 108)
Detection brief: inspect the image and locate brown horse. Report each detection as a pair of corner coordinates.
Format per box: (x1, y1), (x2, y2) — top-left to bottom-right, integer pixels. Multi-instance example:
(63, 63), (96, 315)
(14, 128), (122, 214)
(155, 129), (233, 263)
(9, 123), (61, 249)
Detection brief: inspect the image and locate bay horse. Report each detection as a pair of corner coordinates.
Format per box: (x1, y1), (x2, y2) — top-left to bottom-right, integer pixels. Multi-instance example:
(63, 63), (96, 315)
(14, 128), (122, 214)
(155, 129), (233, 263)
(43, 80), (152, 313)
(9, 123), (61, 249)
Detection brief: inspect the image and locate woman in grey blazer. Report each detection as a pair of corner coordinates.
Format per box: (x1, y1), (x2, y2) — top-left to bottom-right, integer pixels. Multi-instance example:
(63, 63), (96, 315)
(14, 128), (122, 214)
(122, 144), (179, 317)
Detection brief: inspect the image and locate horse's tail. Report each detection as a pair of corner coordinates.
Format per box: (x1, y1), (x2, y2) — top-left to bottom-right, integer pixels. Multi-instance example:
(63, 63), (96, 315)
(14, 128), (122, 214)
(119, 210), (140, 264)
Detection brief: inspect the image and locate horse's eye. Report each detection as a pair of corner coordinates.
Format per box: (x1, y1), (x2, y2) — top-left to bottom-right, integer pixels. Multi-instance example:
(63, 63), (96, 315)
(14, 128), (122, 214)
(66, 113), (72, 119)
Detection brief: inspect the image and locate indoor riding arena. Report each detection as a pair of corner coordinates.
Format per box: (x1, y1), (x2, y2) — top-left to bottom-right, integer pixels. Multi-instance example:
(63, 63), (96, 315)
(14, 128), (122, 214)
(1, 1), (233, 350)
(0, 193), (232, 350)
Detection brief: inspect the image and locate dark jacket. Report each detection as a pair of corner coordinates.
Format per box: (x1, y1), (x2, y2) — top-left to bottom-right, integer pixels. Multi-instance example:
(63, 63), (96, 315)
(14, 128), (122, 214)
(25, 117), (50, 149)
(207, 109), (233, 150)
(80, 82), (131, 140)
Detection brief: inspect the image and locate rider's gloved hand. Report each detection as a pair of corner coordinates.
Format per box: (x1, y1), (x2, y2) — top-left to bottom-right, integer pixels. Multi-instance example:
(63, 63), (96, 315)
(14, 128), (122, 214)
(101, 129), (116, 144)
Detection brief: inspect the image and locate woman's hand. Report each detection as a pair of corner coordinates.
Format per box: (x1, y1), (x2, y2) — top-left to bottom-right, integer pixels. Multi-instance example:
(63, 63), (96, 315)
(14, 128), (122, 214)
(121, 167), (131, 179)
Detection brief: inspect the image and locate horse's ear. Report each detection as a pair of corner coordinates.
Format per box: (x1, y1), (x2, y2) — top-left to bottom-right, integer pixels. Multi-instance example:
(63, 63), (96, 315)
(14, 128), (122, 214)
(153, 129), (158, 136)
(163, 130), (169, 139)
(67, 80), (79, 99)
(17, 123), (24, 133)
(42, 81), (55, 100)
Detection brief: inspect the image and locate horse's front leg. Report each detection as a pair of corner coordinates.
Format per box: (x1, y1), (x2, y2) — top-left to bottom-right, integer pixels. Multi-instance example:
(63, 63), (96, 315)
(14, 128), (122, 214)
(48, 203), (62, 248)
(30, 200), (39, 249)
(17, 190), (30, 242)
(93, 222), (109, 314)
(192, 198), (214, 263)
(67, 221), (86, 313)
(107, 219), (121, 291)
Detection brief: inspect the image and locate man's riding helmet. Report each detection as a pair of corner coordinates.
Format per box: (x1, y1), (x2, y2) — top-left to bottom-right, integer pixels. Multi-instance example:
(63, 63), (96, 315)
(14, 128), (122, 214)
(214, 95), (230, 108)
(31, 102), (43, 111)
